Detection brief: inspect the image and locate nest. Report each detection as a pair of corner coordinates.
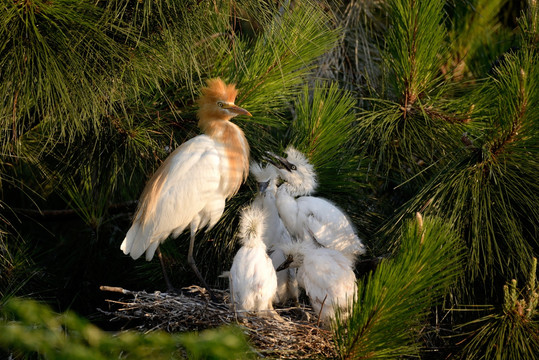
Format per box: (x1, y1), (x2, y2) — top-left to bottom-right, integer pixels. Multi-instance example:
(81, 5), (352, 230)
(99, 285), (336, 359)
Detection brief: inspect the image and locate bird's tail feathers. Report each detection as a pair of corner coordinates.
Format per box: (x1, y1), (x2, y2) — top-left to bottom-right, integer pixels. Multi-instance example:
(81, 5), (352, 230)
(121, 222), (154, 260)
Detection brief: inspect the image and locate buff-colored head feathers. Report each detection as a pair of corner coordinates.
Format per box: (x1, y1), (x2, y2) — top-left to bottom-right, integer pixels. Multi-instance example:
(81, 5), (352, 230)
(198, 78), (238, 104)
(197, 77), (250, 127)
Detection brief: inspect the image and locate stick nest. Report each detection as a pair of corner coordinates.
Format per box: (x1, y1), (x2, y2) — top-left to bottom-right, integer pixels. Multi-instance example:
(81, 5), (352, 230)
(99, 285), (336, 359)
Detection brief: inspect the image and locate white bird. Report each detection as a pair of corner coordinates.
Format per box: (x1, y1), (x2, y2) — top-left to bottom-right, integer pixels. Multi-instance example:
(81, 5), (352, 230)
(266, 147), (366, 263)
(229, 206), (281, 319)
(250, 162), (299, 305)
(120, 78), (251, 291)
(277, 237), (357, 326)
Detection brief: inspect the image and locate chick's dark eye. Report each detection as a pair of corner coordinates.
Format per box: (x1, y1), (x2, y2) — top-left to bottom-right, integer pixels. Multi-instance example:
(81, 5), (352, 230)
(218, 102), (223, 107)
(291, 165), (297, 170)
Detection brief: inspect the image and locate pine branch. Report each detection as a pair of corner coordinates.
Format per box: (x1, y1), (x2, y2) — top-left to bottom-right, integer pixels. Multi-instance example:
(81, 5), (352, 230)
(333, 215), (465, 359)
(489, 68), (527, 158)
(457, 258), (539, 359)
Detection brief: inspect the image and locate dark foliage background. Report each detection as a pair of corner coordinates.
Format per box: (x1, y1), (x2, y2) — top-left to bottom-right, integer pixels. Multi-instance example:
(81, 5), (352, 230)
(1, 0), (537, 358)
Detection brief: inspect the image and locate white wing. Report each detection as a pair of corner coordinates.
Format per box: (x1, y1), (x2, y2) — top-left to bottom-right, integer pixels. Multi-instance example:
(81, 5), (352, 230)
(297, 196), (366, 258)
(299, 248), (357, 322)
(121, 135), (225, 260)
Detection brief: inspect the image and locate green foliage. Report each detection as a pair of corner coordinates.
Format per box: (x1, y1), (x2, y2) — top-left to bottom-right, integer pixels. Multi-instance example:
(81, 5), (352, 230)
(1, 0), (538, 358)
(456, 258), (539, 360)
(1, 0), (129, 152)
(385, 0), (446, 104)
(0, 233), (41, 300)
(0, 298), (253, 359)
(333, 214), (465, 359)
(392, 47), (539, 284)
(356, 0), (463, 191)
(519, 0), (539, 48)
(217, 0), (340, 153)
(445, 0), (510, 79)
(287, 81), (362, 194)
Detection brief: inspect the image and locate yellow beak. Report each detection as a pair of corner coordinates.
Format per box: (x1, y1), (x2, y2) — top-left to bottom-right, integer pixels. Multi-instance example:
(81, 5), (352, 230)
(224, 104), (252, 117)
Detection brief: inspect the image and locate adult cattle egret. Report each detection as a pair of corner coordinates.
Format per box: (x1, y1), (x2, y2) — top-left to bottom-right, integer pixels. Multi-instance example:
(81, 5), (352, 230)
(250, 162), (299, 304)
(120, 78), (251, 291)
(266, 147), (366, 262)
(229, 206), (281, 319)
(277, 237), (357, 326)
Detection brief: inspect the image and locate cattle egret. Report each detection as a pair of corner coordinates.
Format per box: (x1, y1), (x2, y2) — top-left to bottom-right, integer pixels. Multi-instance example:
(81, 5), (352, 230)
(277, 237), (357, 326)
(266, 147), (366, 262)
(120, 78), (251, 291)
(229, 206), (281, 319)
(250, 162), (299, 304)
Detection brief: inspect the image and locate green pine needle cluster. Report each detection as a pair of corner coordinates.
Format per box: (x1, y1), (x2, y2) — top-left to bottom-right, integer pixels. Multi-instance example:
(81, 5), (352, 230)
(393, 45), (538, 285)
(385, 0), (446, 105)
(456, 258), (539, 360)
(333, 214), (465, 359)
(288, 81), (362, 194)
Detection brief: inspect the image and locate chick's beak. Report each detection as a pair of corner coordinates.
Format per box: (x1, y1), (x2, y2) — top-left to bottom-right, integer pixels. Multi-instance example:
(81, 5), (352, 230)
(258, 180), (270, 194)
(225, 104), (252, 117)
(276, 254), (294, 271)
(264, 151), (293, 172)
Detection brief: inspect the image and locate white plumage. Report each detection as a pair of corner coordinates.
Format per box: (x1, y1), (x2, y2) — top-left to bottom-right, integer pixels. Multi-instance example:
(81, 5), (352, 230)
(229, 206), (280, 319)
(278, 238), (357, 326)
(267, 146), (366, 263)
(120, 78), (251, 290)
(250, 162), (299, 304)
(121, 136), (225, 260)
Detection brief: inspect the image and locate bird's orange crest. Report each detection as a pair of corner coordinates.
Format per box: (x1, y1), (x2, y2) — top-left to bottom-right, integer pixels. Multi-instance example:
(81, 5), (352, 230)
(198, 78), (238, 105)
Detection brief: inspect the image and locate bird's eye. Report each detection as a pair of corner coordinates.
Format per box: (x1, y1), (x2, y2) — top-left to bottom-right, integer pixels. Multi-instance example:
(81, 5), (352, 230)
(217, 102), (224, 108)
(290, 165), (297, 170)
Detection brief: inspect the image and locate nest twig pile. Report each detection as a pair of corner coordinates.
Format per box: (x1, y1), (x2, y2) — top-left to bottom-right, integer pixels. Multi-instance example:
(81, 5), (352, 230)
(99, 285), (336, 359)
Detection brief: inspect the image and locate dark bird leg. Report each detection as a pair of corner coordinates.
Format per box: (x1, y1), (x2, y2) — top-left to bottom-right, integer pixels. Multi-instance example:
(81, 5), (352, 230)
(188, 228), (217, 301)
(156, 247), (176, 293)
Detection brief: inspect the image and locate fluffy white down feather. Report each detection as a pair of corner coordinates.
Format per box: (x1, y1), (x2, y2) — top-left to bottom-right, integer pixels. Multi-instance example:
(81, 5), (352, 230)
(281, 240), (357, 325)
(273, 147), (366, 262)
(250, 162), (299, 304)
(230, 206), (278, 314)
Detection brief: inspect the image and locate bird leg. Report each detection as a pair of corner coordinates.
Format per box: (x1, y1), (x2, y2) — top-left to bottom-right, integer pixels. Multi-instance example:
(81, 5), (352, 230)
(156, 247), (176, 293)
(187, 228), (217, 301)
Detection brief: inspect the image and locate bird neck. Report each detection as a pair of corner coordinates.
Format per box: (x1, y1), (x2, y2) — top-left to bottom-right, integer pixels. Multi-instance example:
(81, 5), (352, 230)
(202, 120), (250, 198)
(275, 186), (300, 233)
(278, 181), (306, 198)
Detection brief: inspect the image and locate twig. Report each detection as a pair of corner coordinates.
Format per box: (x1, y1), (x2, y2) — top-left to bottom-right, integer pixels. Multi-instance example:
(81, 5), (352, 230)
(317, 294), (328, 328)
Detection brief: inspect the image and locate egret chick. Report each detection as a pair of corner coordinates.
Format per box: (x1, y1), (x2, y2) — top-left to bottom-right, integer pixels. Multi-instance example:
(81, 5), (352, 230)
(250, 162), (299, 305)
(121, 78), (251, 291)
(229, 206), (281, 320)
(277, 238), (357, 326)
(267, 147), (366, 262)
